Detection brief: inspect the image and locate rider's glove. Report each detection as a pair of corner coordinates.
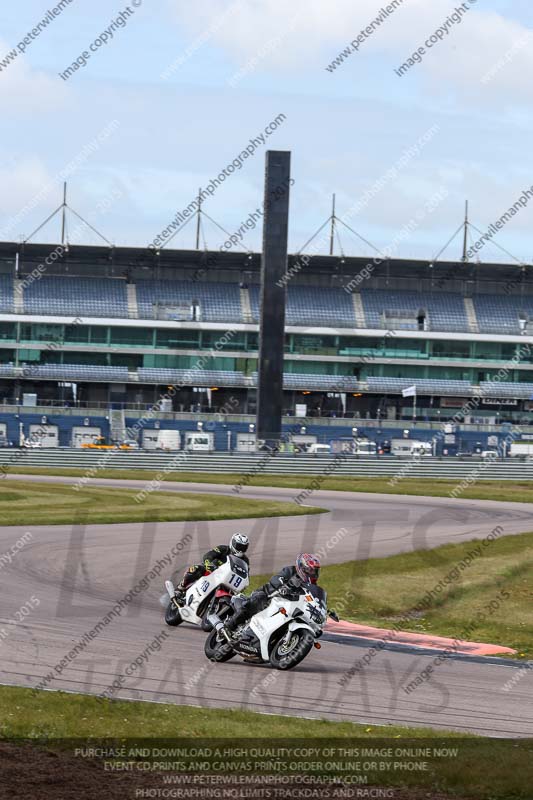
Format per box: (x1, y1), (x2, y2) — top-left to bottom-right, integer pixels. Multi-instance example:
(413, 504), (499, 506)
(278, 584), (293, 598)
(204, 561), (217, 572)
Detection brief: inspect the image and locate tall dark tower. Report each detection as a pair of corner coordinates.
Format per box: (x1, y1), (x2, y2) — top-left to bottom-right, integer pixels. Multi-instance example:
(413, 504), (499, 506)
(256, 150), (291, 447)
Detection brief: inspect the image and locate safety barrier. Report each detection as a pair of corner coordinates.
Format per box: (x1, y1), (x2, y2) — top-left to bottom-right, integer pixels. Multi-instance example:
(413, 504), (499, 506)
(0, 449), (532, 481)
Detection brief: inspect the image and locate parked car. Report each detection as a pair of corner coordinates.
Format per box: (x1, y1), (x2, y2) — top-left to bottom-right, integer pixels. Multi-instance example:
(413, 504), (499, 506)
(121, 439), (140, 449)
(480, 449), (499, 460)
(306, 443), (331, 455)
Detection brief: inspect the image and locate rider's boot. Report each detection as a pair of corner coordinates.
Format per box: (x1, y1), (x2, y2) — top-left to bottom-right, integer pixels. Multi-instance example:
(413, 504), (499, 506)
(220, 612), (244, 642)
(173, 581), (187, 607)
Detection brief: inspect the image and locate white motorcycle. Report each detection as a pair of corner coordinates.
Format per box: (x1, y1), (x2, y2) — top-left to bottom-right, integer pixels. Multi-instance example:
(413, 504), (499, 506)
(204, 581), (339, 670)
(164, 555), (249, 631)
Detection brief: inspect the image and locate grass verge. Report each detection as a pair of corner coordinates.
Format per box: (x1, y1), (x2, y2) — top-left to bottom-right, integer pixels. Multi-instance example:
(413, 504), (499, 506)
(250, 530), (533, 658)
(0, 684), (444, 739)
(5, 467), (533, 503)
(0, 481), (323, 526)
(0, 686), (531, 799)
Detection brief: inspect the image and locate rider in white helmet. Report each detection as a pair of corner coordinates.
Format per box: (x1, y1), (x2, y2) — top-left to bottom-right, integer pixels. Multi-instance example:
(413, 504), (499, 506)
(174, 533), (250, 604)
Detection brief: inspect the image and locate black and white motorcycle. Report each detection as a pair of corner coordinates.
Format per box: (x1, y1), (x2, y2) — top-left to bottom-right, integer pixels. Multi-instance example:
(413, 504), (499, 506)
(163, 555), (249, 631)
(204, 581), (339, 670)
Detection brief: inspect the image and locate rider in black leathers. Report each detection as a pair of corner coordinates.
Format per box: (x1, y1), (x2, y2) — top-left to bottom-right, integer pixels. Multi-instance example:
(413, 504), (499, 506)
(222, 553), (321, 640)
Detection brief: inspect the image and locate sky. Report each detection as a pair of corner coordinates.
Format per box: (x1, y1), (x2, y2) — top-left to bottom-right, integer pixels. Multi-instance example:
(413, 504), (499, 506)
(0, 0), (532, 263)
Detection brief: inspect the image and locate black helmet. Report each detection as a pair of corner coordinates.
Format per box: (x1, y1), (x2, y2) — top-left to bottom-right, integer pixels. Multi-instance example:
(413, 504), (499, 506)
(230, 533), (249, 556)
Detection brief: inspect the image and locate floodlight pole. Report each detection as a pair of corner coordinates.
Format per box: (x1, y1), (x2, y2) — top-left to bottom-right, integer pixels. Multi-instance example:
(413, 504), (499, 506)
(256, 151), (291, 447)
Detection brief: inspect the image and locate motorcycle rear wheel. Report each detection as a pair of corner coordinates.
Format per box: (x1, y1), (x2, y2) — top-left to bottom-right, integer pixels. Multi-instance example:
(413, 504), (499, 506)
(165, 600), (183, 627)
(270, 630), (314, 670)
(204, 629), (236, 662)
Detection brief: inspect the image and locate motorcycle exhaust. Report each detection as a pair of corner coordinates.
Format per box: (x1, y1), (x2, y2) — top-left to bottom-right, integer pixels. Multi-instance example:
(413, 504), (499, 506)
(207, 612), (223, 630)
(165, 580), (175, 600)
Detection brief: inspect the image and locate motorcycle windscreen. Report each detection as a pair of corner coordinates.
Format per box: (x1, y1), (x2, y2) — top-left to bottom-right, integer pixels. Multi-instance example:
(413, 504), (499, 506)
(228, 555), (249, 577)
(305, 584), (328, 609)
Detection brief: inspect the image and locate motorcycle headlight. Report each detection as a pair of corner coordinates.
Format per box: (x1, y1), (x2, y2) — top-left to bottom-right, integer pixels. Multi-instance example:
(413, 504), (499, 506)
(307, 604), (326, 625)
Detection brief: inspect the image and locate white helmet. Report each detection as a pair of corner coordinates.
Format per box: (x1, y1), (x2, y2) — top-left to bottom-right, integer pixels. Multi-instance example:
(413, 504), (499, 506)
(230, 533), (249, 556)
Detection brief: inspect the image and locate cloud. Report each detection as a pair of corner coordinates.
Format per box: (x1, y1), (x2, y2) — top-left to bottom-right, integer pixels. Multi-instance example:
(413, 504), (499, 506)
(0, 156), (51, 218)
(166, 0), (533, 105)
(0, 39), (68, 113)
(166, 0), (398, 67)
(411, 10), (533, 105)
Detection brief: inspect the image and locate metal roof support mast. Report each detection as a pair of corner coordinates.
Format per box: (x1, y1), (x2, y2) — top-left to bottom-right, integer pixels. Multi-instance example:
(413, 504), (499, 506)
(462, 200), (469, 263)
(329, 193), (336, 256)
(61, 182), (67, 246)
(21, 183), (112, 247)
(195, 187), (202, 250)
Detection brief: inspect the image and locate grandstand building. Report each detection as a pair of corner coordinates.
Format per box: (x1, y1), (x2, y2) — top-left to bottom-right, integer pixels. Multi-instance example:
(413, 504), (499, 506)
(0, 239), (532, 451)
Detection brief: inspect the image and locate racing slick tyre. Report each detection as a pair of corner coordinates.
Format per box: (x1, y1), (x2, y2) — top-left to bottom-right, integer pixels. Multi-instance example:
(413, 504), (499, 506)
(269, 629), (315, 670)
(165, 599), (183, 626)
(204, 629), (236, 662)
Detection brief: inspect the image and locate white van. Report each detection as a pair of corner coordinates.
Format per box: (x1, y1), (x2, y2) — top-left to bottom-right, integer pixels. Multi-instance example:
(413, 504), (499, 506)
(509, 443), (533, 458)
(354, 440), (377, 456)
(391, 439), (432, 457)
(156, 430), (181, 451)
(236, 434), (257, 453)
(184, 432), (214, 452)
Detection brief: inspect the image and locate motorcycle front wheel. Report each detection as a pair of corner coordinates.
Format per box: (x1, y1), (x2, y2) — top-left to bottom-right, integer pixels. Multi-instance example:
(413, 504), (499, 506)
(165, 600), (183, 627)
(204, 629), (236, 662)
(269, 629), (314, 670)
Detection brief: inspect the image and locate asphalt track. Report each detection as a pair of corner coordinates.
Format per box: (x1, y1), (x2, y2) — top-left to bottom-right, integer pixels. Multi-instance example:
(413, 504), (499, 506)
(1, 473), (532, 737)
